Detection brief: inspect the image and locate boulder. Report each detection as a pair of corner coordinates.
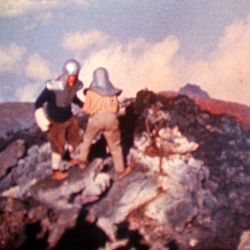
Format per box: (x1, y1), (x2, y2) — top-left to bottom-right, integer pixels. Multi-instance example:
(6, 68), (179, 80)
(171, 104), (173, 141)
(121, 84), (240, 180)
(0, 139), (25, 178)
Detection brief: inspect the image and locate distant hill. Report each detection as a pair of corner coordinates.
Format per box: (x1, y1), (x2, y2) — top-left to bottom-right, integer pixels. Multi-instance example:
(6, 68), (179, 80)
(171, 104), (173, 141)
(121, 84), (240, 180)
(0, 102), (35, 137)
(179, 83), (210, 98)
(160, 84), (250, 131)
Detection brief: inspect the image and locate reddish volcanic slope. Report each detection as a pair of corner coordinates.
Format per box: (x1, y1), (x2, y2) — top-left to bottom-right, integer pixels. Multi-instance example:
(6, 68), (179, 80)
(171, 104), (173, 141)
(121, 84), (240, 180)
(160, 91), (250, 131)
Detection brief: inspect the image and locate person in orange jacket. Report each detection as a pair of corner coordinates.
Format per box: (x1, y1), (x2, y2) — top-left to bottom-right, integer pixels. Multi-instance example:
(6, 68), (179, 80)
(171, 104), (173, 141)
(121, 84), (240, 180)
(34, 59), (83, 180)
(78, 67), (131, 179)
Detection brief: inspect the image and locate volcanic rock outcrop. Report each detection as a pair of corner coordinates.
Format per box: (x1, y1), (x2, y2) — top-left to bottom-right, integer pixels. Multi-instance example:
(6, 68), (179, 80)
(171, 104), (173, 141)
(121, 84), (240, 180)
(0, 89), (250, 250)
(162, 83), (250, 130)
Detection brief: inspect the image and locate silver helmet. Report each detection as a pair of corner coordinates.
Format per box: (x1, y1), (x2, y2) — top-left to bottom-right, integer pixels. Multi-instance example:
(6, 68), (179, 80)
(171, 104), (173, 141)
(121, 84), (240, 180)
(63, 59), (80, 76)
(46, 59), (83, 91)
(86, 67), (122, 96)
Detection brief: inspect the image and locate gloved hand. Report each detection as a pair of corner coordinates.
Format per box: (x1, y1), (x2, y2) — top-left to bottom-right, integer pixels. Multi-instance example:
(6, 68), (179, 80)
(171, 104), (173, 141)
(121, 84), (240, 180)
(34, 107), (50, 132)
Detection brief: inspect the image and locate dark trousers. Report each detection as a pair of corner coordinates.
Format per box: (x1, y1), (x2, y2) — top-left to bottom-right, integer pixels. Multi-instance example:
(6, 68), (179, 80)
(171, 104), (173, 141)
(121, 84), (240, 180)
(47, 116), (81, 156)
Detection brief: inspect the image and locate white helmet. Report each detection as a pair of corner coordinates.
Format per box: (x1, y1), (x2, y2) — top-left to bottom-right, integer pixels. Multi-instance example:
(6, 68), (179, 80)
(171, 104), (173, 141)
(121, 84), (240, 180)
(63, 59), (80, 76)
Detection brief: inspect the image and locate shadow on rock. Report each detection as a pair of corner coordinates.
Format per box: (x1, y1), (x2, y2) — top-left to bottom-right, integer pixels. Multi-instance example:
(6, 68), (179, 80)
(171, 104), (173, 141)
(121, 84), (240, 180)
(18, 221), (48, 250)
(52, 208), (108, 250)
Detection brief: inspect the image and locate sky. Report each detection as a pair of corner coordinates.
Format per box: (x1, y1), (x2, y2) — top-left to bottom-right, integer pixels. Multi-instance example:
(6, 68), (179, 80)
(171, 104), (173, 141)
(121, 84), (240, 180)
(0, 0), (250, 106)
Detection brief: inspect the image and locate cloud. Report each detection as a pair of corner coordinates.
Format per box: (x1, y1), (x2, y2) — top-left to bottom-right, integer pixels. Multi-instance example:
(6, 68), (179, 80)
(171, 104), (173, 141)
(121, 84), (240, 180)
(14, 81), (42, 102)
(0, 52), (52, 102)
(0, 0), (57, 18)
(178, 15), (250, 106)
(70, 0), (89, 7)
(0, 43), (26, 73)
(24, 11), (54, 30)
(77, 13), (250, 107)
(62, 30), (109, 52)
(36, 11), (54, 23)
(0, 0), (88, 18)
(24, 23), (37, 31)
(24, 53), (51, 80)
(2, 53), (52, 102)
(2, 8), (250, 107)
(78, 35), (180, 98)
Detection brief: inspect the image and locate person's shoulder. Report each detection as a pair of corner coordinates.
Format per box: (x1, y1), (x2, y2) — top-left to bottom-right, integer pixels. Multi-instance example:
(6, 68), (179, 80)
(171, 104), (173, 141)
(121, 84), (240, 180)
(74, 80), (83, 91)
(43, 86), (53, 93)
(40, 86), (54, 98)
(86, 89), (98, 96)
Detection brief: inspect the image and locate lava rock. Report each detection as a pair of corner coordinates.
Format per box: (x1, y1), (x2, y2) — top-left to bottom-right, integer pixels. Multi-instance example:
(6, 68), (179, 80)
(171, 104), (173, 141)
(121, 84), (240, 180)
(0, 139), (25, 178)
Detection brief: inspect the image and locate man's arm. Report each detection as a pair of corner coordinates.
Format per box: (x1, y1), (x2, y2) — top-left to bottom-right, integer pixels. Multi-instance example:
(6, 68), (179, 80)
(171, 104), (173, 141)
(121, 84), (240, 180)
(35, 88), (50, 109)
(73, 95), (84, 108)
(34, 88), (51, 132)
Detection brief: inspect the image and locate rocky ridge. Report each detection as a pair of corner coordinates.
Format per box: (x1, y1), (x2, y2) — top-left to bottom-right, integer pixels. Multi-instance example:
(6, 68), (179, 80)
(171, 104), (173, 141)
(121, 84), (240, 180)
(0, 89), (250, 250)
(161, 83), (250, 130)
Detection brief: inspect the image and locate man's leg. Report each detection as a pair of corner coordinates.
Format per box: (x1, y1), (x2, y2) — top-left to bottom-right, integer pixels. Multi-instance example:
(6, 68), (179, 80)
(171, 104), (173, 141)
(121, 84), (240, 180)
(79, 115), (103, 168)
(65, 117), (81, 164)
(47, 120), (69, 180)
(104, 114), (131, 179)
(103, 115), (125, 173)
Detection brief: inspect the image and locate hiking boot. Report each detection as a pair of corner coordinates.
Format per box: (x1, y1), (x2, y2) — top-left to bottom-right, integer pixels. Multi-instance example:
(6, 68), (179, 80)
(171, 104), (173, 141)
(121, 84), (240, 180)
(118, 166), (132, 179)
(52, 170), (69, 180)
(69, 158), (79, 166)
(78, 161), (87, 170)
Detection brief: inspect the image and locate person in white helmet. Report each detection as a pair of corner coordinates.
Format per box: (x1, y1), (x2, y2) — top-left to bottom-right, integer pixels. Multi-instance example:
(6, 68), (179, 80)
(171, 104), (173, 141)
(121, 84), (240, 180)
(34, 59), (84, 180)
(78, 67), (131, 179)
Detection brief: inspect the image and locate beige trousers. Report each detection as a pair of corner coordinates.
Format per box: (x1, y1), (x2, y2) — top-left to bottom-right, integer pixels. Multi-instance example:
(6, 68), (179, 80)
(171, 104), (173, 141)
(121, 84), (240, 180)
(79, 113), (125, 173)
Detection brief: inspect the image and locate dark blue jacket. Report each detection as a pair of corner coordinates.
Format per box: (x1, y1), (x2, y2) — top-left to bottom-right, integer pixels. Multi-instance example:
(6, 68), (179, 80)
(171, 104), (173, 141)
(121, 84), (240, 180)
(35, 87), (83, 123)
